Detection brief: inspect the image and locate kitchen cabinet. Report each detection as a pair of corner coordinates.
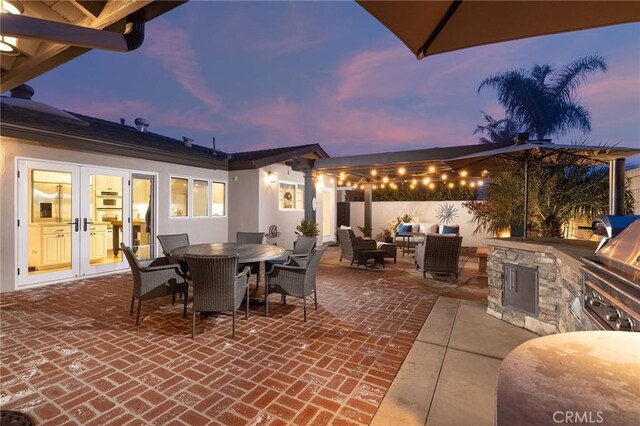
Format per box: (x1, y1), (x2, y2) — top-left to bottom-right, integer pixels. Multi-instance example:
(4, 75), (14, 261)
(94, 175), (122, 192)
(30, 224), (73, 269)
(89, 224), (108, 261)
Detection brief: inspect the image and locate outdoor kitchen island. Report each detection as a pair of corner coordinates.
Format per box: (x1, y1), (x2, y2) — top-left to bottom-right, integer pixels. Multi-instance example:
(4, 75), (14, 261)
(486, 237), (602, 335)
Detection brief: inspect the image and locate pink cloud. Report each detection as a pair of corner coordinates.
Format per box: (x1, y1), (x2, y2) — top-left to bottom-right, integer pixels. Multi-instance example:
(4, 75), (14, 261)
(145, 20), (224, 112)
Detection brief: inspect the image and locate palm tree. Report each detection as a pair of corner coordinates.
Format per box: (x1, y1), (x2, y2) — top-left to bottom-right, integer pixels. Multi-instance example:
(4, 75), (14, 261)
(478, 55), (607, 139)
(473, 112), (522, 144)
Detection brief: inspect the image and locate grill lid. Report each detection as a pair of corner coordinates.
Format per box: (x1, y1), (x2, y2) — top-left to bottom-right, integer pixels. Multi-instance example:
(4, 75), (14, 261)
(595, 218), (640, 284)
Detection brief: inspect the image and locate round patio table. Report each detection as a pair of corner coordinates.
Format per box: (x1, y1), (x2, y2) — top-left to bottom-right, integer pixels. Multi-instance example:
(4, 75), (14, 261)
(169, 243), (285, 263)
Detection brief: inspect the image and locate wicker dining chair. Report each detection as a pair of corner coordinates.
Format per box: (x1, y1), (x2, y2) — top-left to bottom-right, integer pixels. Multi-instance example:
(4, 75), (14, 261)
(121, 243), (188, 326)
(265, 244), (327, 321)
(236, 232), (266, 288)
(266, 235), (317, 268)
(157, 233), (191, 275)
(415, 234), (463, 278)
(184, 254), (251, 338)
(337, 228), (377, 266)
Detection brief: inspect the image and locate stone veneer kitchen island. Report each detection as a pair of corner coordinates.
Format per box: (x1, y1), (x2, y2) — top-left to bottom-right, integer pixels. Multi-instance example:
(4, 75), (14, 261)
(486, 238), (601, 335)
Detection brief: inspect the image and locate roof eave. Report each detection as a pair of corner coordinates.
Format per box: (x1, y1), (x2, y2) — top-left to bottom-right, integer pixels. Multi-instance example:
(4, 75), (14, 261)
(1, 123), (229, 171)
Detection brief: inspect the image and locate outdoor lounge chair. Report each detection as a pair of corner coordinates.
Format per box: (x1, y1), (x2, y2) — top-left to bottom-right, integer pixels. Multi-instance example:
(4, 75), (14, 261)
(266, 235), (316, 268)
(265, 245), (327, 321)
(415, 234), (463, 278)
(184, 254), (251, 338)
(236, 232), (266, 287)
(337, 228), (377, 266)
(121, 243), (188, 326)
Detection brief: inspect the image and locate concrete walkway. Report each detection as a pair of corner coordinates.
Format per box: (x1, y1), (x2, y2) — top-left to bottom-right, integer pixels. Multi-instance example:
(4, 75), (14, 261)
(371, 297), (537, 426)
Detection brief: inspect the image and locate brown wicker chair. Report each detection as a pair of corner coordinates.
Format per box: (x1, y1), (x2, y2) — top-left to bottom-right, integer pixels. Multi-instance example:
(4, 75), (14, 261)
(415, 234), (463, 278)
(184, 254), (250, 338)
(265, 245), (327, 321)
(157, 233), (191, 277)
(266, 235), (316, 268)
(337, 228), (377, 266)
(236, 232), (266, 288)
(121, 243), (188, 326)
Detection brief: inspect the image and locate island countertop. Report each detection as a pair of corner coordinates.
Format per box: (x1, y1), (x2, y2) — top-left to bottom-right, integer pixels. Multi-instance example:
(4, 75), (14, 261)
(497, 331), (640, 426)
(487, 237), (597, 269)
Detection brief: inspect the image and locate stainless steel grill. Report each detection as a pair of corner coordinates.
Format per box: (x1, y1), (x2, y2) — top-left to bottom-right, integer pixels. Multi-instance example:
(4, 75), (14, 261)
(580, 218), (640, 331)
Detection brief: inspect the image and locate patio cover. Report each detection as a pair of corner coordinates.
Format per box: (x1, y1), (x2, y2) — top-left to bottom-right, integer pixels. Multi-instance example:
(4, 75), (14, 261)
(447, 141), (640, 238)
(357, 1), (640, 59)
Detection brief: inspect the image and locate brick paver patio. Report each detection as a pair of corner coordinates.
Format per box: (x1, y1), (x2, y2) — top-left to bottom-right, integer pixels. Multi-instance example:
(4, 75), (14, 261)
(0, 246), (483, 425)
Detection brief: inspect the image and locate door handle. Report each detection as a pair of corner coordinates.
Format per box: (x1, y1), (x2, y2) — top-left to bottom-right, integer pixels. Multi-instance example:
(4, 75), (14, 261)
(66, 218), (79, 232)
(83, 218), (94, 231)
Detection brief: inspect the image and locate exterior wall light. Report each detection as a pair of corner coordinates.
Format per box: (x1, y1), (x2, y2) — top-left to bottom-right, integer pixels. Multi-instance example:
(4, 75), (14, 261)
(266, 171), (276, 184)
(1, 0), (23, 56)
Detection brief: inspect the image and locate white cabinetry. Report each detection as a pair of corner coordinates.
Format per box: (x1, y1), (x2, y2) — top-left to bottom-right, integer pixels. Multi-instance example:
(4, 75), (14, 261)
(29, 224), (73, 269)
(89, 224), (108, 261)
(94, 175), (122, 191)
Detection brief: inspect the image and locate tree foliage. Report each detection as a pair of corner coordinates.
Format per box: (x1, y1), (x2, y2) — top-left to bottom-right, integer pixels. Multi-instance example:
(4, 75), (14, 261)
(463, 155), (634, 237)
(477, 55), (607, 140)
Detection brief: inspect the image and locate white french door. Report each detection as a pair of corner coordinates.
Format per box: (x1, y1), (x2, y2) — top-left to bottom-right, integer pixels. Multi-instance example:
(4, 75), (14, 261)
(17, 160), (131, 287)
(80, 167), (130, 276)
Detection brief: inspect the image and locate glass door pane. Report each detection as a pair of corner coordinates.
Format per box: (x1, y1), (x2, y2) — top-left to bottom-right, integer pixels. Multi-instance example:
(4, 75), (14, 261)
(17, 160), (80, 287)
(131, 174), (155, 260)
(80, 168), (130, 275)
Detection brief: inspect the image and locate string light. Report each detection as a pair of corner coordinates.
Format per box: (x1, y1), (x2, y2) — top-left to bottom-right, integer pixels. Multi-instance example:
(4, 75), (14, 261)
(370, 169), (377, 176)
(448, 182), (455, 189)
(382, 176), (389, 183)
(398, 166), (406, 175)
(380, 183), (386, 189)
(460, 170), (468, 177)
(428, 183), (435, 190)
(478, 180), (484, 187)
(339, 171), (346, 179)
(460, 180), (467, 186)
(441, 173), (448, 181)
(428, 165), (436, 173)
(410, 184), (416, 190)
(470, 182), (476, 188)
(411, 178), (418, 185)
(422, 177), (430, 185)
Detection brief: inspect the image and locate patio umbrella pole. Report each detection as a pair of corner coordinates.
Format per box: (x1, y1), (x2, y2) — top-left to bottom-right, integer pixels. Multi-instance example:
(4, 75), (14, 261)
(523, 160), (529, 239)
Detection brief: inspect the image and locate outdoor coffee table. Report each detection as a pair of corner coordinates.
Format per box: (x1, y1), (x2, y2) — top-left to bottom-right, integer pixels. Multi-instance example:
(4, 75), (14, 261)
(357, 249), (386, 269)
(396, 231), (425, 257)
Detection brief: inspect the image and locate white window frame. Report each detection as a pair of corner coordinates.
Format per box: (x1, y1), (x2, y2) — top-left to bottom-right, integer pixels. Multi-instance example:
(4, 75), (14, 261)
(210, 180), (227, 217)
(191, 178), (210, 217)
(295, 183), (305, 211)
(278, 181), (298, 211)
(169, 175), (190, 219)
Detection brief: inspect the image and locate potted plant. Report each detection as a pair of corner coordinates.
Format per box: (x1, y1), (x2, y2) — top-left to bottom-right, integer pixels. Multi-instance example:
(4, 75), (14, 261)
(357, 225), (372, 238)
(381, 227), (394, 243)
(295, 219), (319, 237)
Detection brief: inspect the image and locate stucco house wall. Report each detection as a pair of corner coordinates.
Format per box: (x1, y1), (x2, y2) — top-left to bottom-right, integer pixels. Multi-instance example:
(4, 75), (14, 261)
(0, 137), (229, 292)
(627, 164), (640, 214)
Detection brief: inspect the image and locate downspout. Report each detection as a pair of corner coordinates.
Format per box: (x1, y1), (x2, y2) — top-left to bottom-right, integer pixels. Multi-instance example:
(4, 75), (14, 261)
(1, 13), (147, 53)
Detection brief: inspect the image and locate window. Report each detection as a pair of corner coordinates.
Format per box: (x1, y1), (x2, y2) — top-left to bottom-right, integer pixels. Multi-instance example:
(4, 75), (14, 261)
(279, 182), (296, 210)
(211, 182), (226, 216)
(170, 177), (188, 217)
(296, 184), (304, 210)
(192, 179), (209, 217)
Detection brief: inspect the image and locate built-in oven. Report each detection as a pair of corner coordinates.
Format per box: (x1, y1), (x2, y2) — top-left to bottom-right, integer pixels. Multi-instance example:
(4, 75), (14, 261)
(96, 191), (122, 209)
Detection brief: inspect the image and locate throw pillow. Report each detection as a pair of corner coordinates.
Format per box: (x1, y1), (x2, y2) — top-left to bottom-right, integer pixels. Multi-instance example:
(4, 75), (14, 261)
(397, 224), (412, 233)
(419, 222), (438, 234)
(441, 225), (460, 235)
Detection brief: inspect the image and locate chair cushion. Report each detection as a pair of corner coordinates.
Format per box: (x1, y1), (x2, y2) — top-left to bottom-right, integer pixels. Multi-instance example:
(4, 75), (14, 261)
(419, 222), (438, 234)
(397, 224), (413, 233)
(339, 225), (351, 229)
(440, 224), (460, 235)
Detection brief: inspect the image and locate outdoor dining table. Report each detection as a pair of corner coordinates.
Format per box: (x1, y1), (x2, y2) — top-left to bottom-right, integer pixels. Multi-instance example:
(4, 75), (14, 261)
(169, 243), (286, 309)
(168, 242), (285, 264)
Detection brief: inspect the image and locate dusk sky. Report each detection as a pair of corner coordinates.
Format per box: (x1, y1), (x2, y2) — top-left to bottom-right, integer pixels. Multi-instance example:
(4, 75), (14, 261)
(27, 1), (640, 159)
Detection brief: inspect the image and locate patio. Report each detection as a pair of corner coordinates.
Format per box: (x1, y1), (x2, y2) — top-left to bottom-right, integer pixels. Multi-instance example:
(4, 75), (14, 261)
(0, 245), (531, 425)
